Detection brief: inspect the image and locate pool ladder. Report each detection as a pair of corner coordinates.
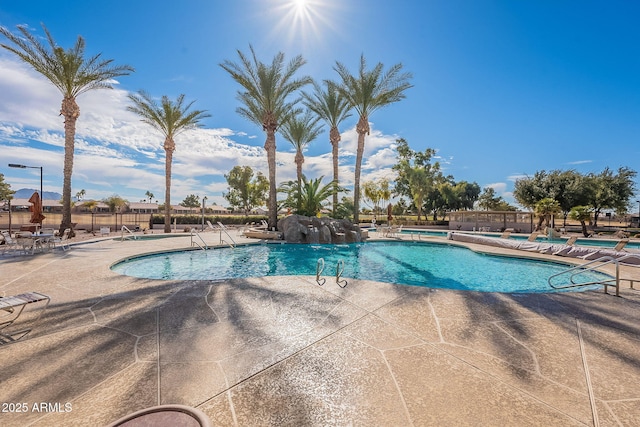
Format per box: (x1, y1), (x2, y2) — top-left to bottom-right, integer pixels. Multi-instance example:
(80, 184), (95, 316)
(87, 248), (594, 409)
(316, 258), (348, 288)
(190, 229), (208, 251)
(547, 253), (640, 296)
(120, 225), (137, 241)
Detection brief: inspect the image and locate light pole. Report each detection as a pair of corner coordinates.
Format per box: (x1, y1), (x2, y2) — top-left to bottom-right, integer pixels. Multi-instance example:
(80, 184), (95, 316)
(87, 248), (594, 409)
(8, 163), (43, 200)
(201, 196), (207, 231)
(636, 200), (640, 229)
(9, 163), (44, 227)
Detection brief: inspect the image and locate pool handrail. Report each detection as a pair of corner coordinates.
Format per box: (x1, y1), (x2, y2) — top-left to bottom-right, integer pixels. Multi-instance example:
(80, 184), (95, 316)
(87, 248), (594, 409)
(216, 222), (236, 248)
(120, 225), (137, 241)
(190, 229), (208, 250)
(548, 255), (621, 296)
(316, 258), (326, 286)
(336, 260), (348, 288)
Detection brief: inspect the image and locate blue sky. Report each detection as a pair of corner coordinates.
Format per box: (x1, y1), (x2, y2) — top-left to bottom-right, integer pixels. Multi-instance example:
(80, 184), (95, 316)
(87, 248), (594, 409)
(1, 0), (639, 209)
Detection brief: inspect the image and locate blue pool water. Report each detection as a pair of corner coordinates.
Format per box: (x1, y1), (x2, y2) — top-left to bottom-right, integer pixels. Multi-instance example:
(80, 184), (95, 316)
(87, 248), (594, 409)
(111, 241), (610, 293)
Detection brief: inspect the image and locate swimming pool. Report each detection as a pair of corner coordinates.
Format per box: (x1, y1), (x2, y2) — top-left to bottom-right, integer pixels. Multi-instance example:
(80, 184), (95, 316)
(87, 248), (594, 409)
(111, 241), (610, 293)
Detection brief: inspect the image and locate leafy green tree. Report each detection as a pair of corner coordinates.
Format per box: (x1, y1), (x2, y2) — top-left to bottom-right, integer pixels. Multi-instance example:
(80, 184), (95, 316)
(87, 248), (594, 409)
(127, 91), (209, 233)
(302, 81), (352, 216)
(220, 45), (312, 228)
(334, 55), (413, 223)
(0, 23), (134, 234)
(569, 206), (593, 237)
(0, 173), (15, 204)
(104, 195), (128, 213)
(181, 194), (202, 208)
(279, 110), (323, 190)
(534, 197), (561, 231)
(224, 166), (269, 215)
(75, 189), (86, 201)
(585, 167), (637, 226)
(362, 179), (391, 217)
(477, 187), (514, 211)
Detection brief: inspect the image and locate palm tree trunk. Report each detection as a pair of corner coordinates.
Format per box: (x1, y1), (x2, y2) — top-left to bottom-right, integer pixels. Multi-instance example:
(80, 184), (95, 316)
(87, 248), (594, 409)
(353, 116), (369, 224)
(330, 126), (340, 217)
(265, 129), (277, 229)
(295, 151), (303, 213)
(164, 138), (175, 233)
(60, 96), (80, 236)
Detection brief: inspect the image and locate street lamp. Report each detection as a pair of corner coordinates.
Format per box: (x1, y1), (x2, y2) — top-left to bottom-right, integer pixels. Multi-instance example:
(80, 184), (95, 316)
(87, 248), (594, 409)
(8, 163), (43, 201)
(201, 196), (208, 231)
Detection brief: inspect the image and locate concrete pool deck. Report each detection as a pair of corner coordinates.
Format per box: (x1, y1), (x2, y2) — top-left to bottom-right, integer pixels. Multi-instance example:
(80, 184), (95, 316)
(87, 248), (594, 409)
(1, 231), (639, 426)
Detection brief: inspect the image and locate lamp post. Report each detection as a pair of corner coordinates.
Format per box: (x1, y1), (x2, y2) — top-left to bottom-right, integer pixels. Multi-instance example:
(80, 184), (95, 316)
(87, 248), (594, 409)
(636, 200), (640, 229)
(201, 196), (207, 231)
(8, 163), (43, 200)
(9, 163), (44, 227)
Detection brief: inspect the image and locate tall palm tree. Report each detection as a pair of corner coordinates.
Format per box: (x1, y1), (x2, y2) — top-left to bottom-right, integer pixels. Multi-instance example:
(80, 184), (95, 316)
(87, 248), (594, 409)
(220, 45), (312, 228)
(333, 54), (412, 224)
(279, 110), (323, 189)
(127, 91), (210, 233)
(0, 23), (134, 234)
(302, 81), (352, 216)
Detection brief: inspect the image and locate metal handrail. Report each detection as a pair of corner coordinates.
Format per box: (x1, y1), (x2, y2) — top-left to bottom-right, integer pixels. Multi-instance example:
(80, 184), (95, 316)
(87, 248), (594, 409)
(316, 258), (326, 286)
(217, 222), (236, 248)
(336, 260), (348, 288)
(190, 229), (208, 251)
(120, 225), (137, 241)
(548, 256), (620, 296)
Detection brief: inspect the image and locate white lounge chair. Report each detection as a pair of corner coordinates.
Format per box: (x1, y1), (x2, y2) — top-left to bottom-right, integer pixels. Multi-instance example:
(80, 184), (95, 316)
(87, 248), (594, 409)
(526, 232), (540, 242)
(613, 238), (629, 252)
(0, 292), (50, 343)
(1, 231), (20, 255)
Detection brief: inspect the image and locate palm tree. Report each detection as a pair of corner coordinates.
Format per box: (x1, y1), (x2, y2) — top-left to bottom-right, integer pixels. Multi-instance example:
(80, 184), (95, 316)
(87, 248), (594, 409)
(302, 81), (352, 216)
(279, 111), (323, 189)
(220, 45), (312, 229)
(280, 176), (336, 217)
(333, 55), (412, 223)
(0, 23), (134, 235)
(145, 190), (155, 203)
(127, 91), (210, 233)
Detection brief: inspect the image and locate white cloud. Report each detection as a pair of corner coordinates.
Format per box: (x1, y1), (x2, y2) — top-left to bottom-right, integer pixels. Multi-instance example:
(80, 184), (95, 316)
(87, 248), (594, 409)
(0, 56), (404, 204)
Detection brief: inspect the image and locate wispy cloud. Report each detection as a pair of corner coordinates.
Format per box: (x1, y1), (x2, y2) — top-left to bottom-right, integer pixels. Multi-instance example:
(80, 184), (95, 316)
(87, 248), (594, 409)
(566, 160), (593, 165)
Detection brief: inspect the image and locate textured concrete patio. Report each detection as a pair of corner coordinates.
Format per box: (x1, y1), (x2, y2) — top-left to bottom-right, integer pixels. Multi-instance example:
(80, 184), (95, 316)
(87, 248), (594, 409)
(1, 231), (639, 426)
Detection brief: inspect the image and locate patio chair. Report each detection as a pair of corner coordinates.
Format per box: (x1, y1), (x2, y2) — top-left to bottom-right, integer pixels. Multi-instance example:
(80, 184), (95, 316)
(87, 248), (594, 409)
(107, 404), (212, 427)
(613, 238), (629, 252)
(15, 232), (39, 255)
(0, 292), (51, 343)
(499, 229), (512, 239)
(1, 231), (20, 255)
(526, 232), (540, 242)
(50, 228), (71, 251)
(565, 236), (578, 246)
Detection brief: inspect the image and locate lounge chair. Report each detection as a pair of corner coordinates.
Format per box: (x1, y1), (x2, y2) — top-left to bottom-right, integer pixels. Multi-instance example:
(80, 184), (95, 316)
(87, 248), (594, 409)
(206, 220), (216, 231)
(565, 236), (578, 246)
(526, 232), (540, 242)
(0, 292), (50, 343)
(500, 229), (512, 239)
(613, 238), (629, 252)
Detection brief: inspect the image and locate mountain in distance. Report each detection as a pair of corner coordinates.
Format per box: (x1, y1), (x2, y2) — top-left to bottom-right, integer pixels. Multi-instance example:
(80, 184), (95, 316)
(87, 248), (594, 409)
(14, 188), (62, 200)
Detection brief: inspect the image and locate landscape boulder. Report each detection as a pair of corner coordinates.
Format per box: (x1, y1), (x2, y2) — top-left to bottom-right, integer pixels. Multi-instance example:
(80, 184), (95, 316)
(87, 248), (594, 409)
(277, 215), (364, 244)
